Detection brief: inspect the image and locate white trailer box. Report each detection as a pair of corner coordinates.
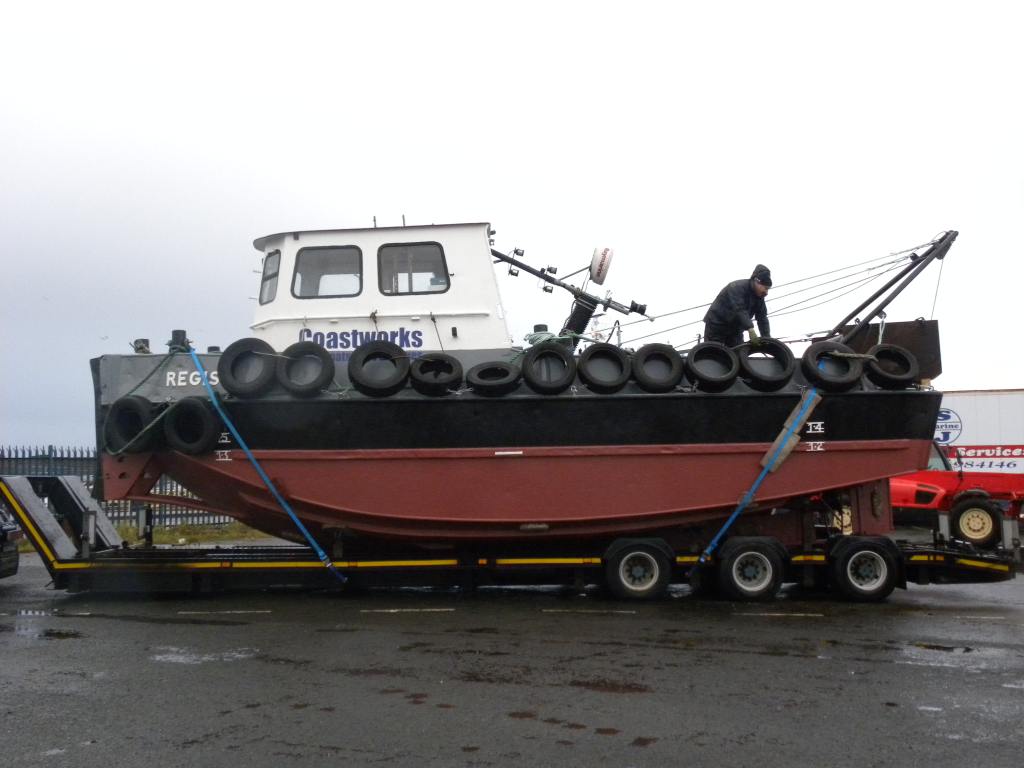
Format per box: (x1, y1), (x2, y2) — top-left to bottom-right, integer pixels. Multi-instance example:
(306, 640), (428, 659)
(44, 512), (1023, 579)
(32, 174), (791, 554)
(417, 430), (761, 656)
(936, 389), (1024, 474)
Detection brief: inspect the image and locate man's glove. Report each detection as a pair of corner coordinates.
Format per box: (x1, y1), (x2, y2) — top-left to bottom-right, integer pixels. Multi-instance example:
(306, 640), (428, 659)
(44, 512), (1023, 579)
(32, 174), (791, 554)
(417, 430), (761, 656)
(748, 328), (761, 345)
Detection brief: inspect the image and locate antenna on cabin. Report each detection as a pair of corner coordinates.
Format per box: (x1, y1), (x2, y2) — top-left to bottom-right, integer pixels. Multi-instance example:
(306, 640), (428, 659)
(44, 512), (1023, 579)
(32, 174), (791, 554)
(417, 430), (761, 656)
(373, 216), (377, 228)
(402, 214), (406, 226)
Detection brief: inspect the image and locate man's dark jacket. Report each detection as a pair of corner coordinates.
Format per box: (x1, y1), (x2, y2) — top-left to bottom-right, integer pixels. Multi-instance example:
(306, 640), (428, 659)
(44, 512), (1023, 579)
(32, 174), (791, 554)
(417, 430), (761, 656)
(703, 278), (770, 337)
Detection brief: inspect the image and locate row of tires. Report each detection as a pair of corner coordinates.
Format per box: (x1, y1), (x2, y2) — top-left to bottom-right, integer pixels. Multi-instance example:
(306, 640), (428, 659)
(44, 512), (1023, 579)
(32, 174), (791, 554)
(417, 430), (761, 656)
(607, 535), (901, 602)
(215, 336), (921, 400)
(105, 395), (222, 456)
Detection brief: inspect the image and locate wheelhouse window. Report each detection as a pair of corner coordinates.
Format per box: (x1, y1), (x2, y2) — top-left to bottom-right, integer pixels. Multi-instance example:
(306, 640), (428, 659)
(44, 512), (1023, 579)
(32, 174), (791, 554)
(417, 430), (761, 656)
(292, 246), (362, 298)
(258, 250), (280, 305)
(928, 444), (951, 471)
(378, 242), (450, 295)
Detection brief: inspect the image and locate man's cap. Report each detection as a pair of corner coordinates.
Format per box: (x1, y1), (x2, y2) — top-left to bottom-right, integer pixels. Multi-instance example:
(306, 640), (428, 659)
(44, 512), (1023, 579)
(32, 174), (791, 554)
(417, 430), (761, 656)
(751, 264), (772, 287)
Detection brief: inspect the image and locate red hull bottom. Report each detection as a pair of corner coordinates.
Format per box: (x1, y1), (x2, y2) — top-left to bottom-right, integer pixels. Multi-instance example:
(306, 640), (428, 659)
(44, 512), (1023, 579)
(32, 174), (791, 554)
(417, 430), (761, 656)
(105, 439), (931, 542)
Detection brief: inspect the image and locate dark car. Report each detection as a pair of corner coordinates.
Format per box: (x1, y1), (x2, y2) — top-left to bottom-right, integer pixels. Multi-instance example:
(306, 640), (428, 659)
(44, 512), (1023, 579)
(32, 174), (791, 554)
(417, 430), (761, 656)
(0, 501), (23, 579)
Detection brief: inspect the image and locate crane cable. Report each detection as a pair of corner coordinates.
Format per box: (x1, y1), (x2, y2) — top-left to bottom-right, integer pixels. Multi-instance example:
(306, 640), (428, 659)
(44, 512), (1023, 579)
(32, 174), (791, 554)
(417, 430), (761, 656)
(591, 245), (923, 338)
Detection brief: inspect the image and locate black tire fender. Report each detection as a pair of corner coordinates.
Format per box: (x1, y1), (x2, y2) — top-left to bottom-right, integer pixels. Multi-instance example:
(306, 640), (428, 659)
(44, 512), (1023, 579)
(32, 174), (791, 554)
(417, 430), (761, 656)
(735, 339), (796, 391)
(409, 353), (463, 396)
(685, 342), (740, 392)
(801, 340), (864, 392)
(105, 395), (160, 453)
(466, 361), (521, 397)
(865, 344), (920, 389)
(577, 343), (631, 394)
(163, 397), (222, 455)
(276, 341), (335, 397)
(631, 344), (684, 393)
(217, 338), (277, 398)
(521, 342), (577, 395)
(347, 340), (410, 397)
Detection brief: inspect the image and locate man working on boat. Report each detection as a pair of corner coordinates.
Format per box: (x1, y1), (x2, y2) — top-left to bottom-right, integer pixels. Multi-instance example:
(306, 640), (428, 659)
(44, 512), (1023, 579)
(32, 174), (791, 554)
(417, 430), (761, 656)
(702, 264), (772, 347)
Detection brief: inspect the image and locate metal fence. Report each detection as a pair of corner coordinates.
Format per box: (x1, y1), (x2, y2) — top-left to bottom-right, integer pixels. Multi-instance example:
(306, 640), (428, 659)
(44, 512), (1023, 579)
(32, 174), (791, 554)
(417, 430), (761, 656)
(0, 446), (232, 527)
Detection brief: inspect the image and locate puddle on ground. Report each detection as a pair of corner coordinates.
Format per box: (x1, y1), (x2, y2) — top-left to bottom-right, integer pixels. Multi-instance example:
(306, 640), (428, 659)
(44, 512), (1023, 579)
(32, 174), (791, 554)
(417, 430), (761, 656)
(150, 646), (257, 664)
(13, 626), (84, 640)
(77, 612), (249, 627)
(569, 678), (652, 694)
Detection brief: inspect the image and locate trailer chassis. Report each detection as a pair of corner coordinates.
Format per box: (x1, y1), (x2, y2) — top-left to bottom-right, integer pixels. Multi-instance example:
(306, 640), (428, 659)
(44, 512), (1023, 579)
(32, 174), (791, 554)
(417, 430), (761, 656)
(1, 475), (1017, 597)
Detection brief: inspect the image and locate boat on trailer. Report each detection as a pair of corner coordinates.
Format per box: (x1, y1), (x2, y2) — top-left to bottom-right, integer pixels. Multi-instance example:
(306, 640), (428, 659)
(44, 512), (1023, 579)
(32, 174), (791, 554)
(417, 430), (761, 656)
(93, 224), (954, 549)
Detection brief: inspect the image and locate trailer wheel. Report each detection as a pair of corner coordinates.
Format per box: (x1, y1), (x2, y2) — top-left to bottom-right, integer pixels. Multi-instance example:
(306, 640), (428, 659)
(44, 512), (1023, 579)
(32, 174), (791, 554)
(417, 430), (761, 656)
(605, 544), (671, 600)
(951, 498), (1000, 548)
(717, 538), (783, 601)
(832, 541), (897, 602)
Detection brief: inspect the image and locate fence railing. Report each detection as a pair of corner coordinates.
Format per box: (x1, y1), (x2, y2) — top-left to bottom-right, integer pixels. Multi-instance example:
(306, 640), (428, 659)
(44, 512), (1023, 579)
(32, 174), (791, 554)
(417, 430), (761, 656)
(0, 446), (233, 527)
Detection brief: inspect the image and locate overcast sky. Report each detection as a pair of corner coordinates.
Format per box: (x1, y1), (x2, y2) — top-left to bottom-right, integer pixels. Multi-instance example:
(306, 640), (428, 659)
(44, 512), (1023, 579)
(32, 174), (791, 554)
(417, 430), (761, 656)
(2, 1), (1022, 447)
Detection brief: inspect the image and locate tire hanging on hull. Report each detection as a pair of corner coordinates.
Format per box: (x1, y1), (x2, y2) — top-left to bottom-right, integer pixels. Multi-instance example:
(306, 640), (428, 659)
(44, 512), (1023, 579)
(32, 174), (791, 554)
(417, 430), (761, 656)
(410, 353), (463, 396)
(105, 395), (161, 453)
(276, 341), (335, 397)
(801, 341), (863, 392)
(347, 340), (411, 397)
(218, 338), (277, 398)
(522, 342), (577, 395)
(466, 361), (522, 396)
(864, 344), (919, 389)
(735, 339), (796, 392)
(632, 344), (684, 393)
(685, 342), (740, 392)
(163, 397), (222, 455)
(577, 343), (631, 394)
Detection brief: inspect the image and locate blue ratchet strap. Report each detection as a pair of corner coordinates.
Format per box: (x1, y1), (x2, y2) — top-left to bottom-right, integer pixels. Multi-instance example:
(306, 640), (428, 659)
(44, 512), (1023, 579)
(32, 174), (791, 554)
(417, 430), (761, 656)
(188, 348), (346, 583)
(698, 386), (820, 564)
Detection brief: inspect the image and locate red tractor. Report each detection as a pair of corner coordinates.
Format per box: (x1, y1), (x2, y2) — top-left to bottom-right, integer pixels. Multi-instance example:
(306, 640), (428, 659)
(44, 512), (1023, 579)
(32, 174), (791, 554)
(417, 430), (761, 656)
(891, 442), (1024, 548)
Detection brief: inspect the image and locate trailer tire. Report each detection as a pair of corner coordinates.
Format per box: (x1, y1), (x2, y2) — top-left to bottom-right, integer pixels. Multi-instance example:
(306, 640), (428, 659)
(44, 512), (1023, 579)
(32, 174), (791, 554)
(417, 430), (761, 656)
(218, 338), (277, 398)
(409, 353), (463, 396)
(717, 538), (784, 601)
(604, 542), (672, 600)
(275, 341), (335, 397)
(801, 341), (863, 391)
(951, 498), (1000, 548)
(347, 341), (410, 397)
(831, 540), (898, 602)
(163, 397), (222, 455)
(521, 342), (577, 395)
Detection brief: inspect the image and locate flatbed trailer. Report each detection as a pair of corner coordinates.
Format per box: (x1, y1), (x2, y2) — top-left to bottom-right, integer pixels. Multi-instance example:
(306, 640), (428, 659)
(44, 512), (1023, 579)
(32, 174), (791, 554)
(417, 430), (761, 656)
(2, 474), (1018, 599)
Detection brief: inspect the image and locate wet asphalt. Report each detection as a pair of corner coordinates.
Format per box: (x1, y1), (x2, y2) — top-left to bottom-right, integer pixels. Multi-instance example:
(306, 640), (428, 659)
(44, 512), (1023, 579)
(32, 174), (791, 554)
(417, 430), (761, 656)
(2, 552), (1023, 768)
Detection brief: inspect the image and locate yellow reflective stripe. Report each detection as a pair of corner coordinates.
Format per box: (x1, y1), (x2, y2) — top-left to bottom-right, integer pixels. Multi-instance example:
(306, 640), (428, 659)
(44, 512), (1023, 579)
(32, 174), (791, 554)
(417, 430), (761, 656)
(494, 558), (602, 566)
(954, 558), (1010, 572)
(791, 555), (826, 563)
(908, 554), (946, 563)
(232, 559), (461, 569)
(342, 559), (460, 568)
(52, 559), (463, 572)
(676, 556), (700, 564)
(0, 481), (57, 564)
